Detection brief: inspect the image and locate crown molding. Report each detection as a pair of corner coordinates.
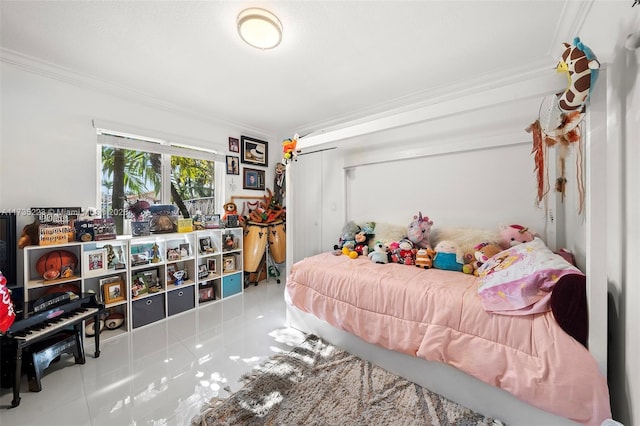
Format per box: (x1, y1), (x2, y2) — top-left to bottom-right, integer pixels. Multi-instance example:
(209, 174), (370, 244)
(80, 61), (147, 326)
(0, 47), (274, 139)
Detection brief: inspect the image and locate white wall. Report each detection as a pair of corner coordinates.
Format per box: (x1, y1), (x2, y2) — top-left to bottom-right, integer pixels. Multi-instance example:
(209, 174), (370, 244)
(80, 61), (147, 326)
(345, 143), (547, 234)
(0, 63), (276, 284)
(605, 40), (640, 426)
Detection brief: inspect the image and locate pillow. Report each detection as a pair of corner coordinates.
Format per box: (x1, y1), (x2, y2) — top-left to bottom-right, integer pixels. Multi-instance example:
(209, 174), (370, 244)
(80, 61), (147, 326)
(369, 222), (406, 249)
(430, 227), (502, 258)
(477, 237), (584, 315)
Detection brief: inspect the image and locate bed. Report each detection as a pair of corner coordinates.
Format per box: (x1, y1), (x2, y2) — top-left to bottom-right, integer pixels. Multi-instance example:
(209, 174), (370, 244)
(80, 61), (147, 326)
(285, 242), (610, 425)
(283, 68), (612, 426)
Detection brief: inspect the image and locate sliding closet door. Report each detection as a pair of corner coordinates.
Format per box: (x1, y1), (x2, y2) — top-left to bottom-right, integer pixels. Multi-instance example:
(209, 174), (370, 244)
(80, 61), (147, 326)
(287, 150), (323, 265)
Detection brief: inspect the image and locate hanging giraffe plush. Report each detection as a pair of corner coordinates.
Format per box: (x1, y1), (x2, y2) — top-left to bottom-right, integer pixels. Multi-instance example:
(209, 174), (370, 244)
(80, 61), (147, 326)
(556, 37), (600, 113)
(527, 37), (599, 212)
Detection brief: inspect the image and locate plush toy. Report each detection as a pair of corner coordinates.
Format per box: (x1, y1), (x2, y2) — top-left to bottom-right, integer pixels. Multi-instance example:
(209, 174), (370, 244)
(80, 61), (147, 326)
(334, 221), (361, 251)
(368, 241), (389, 264)
(470, 242), (503, 276)
(18, 219), (40, 249)
(557, 37), (600, 113)
(353, 231), (371, 256)
(433, 240), (464, 272)
(415, 247), (435, 269)
(341, 246), (359, 259)
(282, 134), (301, 164)
(406, 212), (434, 249)
(361, 221), (376, 235)
(390, 238), (416, 265)
(499, 224), (535, 249)
(222, 202), (239, 222)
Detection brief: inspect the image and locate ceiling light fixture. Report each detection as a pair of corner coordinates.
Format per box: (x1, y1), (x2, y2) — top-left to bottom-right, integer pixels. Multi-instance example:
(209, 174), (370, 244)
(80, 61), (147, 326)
(237, 8), (283, 50)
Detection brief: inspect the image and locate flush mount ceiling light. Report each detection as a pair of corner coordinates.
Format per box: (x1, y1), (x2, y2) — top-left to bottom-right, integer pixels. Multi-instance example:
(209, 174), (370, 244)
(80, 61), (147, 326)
(237, 8), (283, 50)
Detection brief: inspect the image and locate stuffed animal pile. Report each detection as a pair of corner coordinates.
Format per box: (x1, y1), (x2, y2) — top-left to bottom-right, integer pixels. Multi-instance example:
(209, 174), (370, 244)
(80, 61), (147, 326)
(332, 217), (539, 273)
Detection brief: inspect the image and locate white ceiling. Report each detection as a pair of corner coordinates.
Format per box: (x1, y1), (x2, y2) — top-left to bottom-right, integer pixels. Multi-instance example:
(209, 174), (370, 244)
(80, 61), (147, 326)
(0, 1), (636, 140)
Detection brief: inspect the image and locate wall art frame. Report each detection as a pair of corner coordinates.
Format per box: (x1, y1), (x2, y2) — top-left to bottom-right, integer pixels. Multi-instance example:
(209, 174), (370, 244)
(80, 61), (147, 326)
(240, 136), (268, 167)
(243, 167), (265, 190)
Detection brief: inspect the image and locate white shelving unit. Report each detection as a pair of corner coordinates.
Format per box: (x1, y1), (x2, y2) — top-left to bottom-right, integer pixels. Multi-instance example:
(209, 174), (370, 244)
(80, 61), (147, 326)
(21, 228), (245, 339)
(22, 237), (131, 342)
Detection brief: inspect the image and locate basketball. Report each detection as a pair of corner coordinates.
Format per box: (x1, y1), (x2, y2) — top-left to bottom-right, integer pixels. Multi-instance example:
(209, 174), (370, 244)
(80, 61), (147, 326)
(36, 250), (78, 280)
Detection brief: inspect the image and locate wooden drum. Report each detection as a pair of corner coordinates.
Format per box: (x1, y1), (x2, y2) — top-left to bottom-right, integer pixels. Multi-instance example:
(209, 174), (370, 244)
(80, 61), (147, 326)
(243, 222), (268, 273)
(268, 221), (286, 264)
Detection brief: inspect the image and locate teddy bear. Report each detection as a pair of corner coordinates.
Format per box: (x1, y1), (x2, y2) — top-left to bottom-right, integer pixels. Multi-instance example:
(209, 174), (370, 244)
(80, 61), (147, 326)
(499, 224), (535, 249)
(222, 202), (239, 223)
(433, 240), (464, 272)
(368, 241), (389, 264)
(334, 221), (361, 251)
(470, 242), (503, 276)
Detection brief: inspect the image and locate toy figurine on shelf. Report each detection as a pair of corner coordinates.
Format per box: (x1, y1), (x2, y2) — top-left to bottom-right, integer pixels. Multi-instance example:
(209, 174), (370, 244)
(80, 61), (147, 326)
(151, 243), (161, 263)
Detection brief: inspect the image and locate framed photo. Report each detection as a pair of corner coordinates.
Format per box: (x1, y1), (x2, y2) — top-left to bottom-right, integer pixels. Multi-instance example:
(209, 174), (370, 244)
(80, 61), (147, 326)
(240, 135), (268, 167)
(179, 243), (191, 258)
(166, 264), (177, 284)
(199, 286), (214, 303)
(102, 280), (125, 304)
(83, 249), (107, 277)
(226, 155), (240, 175)
(223, 255), (236, 273)
(228, 137), (240, 153)
(204, 214), (220, 229)
(131, 273), (148, 298)
(207, 258), (217, 274)
(199, 236), (213, 254)
(198, 263), (209, 279)
(243, 167), (265, 190)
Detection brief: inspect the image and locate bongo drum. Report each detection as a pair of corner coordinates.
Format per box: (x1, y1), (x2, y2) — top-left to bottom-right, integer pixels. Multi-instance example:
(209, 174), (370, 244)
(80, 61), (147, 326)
(268, 221), (286, 264)
(243, 222), (268, 272)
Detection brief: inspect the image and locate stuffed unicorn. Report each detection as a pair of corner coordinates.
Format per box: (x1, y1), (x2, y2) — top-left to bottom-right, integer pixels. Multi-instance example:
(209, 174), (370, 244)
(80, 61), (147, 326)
(406, 212), (433, 249)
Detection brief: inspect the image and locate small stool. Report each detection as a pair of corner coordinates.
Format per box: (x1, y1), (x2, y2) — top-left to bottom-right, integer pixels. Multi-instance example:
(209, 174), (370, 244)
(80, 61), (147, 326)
(24, 330), (85, 392)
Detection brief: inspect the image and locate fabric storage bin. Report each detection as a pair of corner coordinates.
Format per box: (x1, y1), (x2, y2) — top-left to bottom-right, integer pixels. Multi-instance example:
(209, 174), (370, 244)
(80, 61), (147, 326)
(222, 273), (242, 298)
(167, 286), (195, 316)
(132, 294), (165, 328)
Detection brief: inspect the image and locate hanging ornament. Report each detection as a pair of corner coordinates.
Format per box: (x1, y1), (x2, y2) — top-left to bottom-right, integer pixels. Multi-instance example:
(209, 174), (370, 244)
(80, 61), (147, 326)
(527, 37), (598, 214)
(282, 134), (301, 164)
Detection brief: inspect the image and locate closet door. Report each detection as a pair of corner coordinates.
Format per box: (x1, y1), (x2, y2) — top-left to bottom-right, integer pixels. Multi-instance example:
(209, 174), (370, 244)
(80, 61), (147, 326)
(287, 150), (323, 264)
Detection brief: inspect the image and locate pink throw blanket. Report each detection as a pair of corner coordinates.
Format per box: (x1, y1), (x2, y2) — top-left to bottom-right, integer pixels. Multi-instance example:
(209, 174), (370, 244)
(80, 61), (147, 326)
(286, 252), (611, 425)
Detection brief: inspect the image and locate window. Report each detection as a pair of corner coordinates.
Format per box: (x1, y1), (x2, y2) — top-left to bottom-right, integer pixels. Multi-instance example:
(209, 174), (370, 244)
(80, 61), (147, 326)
(98, 130), (222, 235)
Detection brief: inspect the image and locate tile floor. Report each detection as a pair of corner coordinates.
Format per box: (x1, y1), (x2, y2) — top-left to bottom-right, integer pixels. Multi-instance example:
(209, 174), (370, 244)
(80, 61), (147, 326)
(0, 279), (306, 425)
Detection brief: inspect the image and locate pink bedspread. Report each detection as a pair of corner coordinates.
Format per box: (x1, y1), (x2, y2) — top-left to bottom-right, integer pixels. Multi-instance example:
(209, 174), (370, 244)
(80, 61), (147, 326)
(286, 252), (611, 425)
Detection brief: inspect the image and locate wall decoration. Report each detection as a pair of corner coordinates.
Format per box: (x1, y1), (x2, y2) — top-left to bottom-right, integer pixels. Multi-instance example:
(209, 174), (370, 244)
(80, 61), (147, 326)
(226, 155), (240, 175)
(229, 137), (240, 153)
(243, 167), (265, 190)
(281, 133), (301, 164)
(241, 136), (268, 167)
(526, 37), (599, 214)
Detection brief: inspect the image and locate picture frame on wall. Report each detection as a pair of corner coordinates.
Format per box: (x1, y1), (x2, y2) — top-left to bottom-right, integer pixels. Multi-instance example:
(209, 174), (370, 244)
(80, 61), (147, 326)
(226, 155), (240, 175)
(229, 137), (240, 153)
(240, 135), (268, 167)
(243, 167), (265, 190)
(83, 249), (108, 277)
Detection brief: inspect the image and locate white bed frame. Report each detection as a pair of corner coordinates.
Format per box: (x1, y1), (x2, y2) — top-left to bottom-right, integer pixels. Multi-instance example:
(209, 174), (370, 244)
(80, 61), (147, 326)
(283, 70), (609, 426)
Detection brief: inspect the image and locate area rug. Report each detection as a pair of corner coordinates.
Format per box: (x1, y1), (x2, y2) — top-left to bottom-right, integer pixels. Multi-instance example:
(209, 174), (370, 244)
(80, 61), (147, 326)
(194, 334), (503, 425)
